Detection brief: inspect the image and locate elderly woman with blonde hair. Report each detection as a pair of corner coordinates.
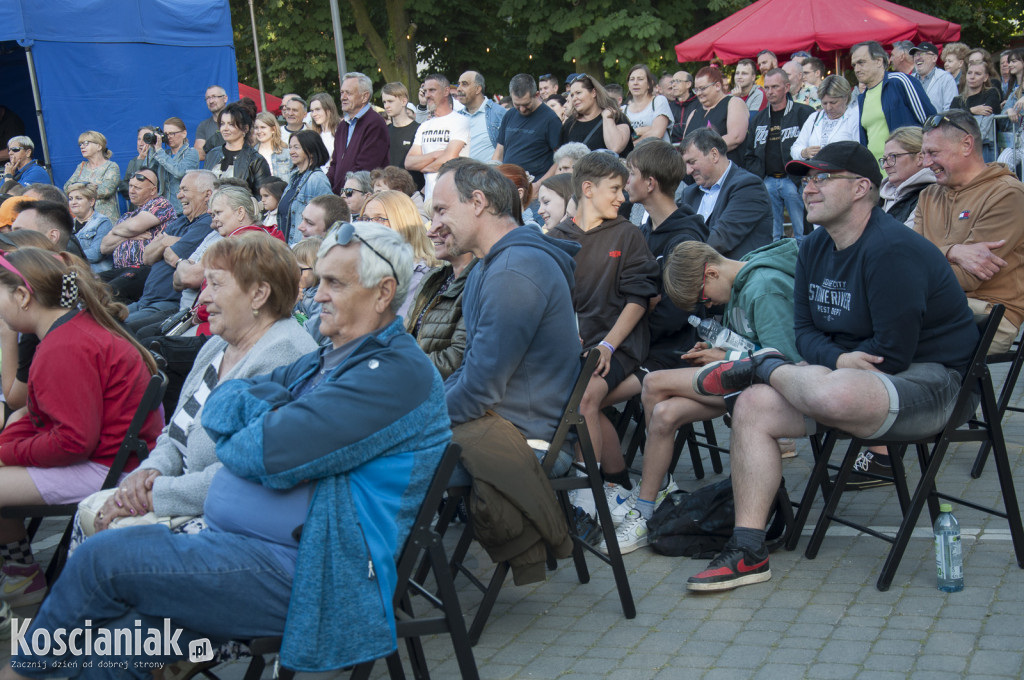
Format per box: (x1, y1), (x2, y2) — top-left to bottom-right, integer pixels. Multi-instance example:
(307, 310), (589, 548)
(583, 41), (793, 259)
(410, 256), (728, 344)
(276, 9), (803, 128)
(360, 190), (439, 318)
(64, 130), (121, 221)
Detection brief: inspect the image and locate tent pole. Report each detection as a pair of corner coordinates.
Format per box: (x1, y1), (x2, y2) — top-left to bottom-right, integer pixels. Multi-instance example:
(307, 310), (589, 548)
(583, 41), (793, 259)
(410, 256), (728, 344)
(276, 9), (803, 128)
(22, 45), (53, 183)
(247, 0), (267, 111)
(329, 0), (347, 88)
(835, 51), (840, 76)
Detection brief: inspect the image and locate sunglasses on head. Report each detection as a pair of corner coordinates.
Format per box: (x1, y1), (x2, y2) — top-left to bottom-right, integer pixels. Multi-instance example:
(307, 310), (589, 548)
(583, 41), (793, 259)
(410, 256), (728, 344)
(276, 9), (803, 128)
(923, 113), (973, 138)
(567, 73), (590, 85)
(134, 173), (157, 186)
(322, 221), (398, 282)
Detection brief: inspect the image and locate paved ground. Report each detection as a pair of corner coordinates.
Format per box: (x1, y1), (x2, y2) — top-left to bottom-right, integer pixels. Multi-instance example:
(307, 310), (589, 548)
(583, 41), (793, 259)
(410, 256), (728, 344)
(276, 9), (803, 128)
(12, 365), (1024, 679)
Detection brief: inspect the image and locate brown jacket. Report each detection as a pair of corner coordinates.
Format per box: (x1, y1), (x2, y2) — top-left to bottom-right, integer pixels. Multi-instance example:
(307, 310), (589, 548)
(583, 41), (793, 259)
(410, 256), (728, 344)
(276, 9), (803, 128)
(914, 163), (1024, 327)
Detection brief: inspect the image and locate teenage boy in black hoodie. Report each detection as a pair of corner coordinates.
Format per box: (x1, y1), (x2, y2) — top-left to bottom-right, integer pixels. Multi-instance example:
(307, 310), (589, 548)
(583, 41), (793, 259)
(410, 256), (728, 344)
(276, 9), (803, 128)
(547, 152), (660, 532)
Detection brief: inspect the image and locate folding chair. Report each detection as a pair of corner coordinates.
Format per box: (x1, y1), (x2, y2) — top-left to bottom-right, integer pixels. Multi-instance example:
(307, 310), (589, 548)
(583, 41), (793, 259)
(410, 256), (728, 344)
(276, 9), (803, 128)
(619, 394), (724, 481)
(441, 349), (636, 645)
(786, 305), (1024, 591)
(239, 443), (479, 680)
(2, 371), (167, 586)
(970, 331), (1024, 478)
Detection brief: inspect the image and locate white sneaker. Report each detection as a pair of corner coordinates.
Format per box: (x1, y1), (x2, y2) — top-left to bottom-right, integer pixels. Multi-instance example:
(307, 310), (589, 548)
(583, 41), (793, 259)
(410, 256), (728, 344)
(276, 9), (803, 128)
(601, 510), (648, 555)
(603, 482), (636, 526)
(655, 474), (679, 508)
(0, 600), (10, 640)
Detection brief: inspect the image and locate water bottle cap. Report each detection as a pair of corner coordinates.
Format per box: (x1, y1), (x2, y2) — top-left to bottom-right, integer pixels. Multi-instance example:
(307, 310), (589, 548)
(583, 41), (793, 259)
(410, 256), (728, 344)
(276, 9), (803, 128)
(939, 503), (953, 512)
(687, 315), (701, 327)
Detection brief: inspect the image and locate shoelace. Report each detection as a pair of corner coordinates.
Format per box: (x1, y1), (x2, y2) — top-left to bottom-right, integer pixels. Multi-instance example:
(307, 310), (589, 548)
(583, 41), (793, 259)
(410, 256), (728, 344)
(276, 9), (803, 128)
(852, 451), (874, 473)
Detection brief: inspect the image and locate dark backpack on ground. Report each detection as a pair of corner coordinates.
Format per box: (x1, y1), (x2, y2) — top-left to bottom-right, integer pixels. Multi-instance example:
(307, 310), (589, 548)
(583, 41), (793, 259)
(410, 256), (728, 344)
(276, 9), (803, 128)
(647, 476), (790, 558)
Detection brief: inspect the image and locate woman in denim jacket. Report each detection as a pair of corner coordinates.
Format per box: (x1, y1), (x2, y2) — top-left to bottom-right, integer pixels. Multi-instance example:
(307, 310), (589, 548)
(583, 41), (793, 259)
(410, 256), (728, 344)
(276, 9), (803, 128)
(278, 131), (333, 244)
(67, 182), (114, 272)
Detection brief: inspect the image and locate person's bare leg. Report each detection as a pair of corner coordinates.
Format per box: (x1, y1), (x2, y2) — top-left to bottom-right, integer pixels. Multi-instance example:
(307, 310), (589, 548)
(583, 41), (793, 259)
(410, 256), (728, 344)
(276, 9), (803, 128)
(579, 375), (612, 466)
(767, 365), (889, 438)
(595, 375), (643, 475)
(0, 467), (44, 544)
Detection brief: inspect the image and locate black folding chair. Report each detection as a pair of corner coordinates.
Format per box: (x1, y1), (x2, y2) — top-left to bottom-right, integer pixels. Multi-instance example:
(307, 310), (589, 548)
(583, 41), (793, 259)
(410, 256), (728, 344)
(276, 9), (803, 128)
(239, 443), (478, 680)
(441, 349), (636, 645)
(786, 305), (1024, 590)
(971, 331), (1024, 478)
(2, 371), (167, 587)
(619, 394), (725, 481)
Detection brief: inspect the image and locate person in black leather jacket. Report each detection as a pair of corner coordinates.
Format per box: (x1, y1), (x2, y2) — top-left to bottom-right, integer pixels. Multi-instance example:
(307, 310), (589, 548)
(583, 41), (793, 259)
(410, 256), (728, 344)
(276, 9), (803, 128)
(202, 102), (270, 197)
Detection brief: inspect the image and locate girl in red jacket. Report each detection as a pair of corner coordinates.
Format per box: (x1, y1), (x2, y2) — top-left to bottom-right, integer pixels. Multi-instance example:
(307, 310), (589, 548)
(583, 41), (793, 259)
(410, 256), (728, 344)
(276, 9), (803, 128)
(0, 247), (161, 605)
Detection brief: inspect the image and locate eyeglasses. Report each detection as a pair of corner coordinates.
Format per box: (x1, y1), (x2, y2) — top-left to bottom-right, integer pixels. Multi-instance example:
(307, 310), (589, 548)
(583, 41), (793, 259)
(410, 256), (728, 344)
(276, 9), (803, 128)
(923, 113), (973, 138)
(7, 147), (22, 153)
(133, 173), (157, 186)
(694, 84), (715, 94)
(342, 187), (367, 198)
(78, 141), (95, 147)
(206, 94), (227, 101)
(299, 266), (312, 273)
(165, 130), (185, 137)
(800, 173), (862, 188)
(364, 215), (390, 225)
(324, 221), (398, 282)
(879, 152), (917, 167)
(698, 263), (710, 304)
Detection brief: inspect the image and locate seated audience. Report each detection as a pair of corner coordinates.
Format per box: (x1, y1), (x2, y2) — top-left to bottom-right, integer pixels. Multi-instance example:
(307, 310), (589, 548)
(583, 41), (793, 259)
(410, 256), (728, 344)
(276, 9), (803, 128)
(879, 127), (935, 228)
(2, 136), (48, 187)
(254, 112), (292, 180)
(292, 236), (327, 345)
(203, 102), (271, 197)
(278, 130), (332, 245)
(342, 170), (373, 219)
(790, 75), (862, 162)
(64, 131), (120, 221)
(0, 247), (162, 604)
(66, 182), (114, 272)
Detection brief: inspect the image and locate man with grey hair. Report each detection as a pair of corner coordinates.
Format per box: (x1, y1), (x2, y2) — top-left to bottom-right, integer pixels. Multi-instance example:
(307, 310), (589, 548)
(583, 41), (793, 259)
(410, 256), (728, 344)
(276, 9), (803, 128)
(910, 42), (958, 112)
(889, 40), (916, 75)
(456, 70), (506, 161)
(406, 74), (470, 199)
(326, 72), (390, 195)
(281, 96), (308, 144)
(125, 169), (217, 331)
(433, 160), (580, 468)
(851, 40), (934, 163)
(492, 74), (562, 190)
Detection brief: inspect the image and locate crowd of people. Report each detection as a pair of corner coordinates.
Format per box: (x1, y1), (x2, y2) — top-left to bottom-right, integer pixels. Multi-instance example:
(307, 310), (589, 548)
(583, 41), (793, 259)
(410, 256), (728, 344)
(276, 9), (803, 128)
(0, 35), (1020, 677)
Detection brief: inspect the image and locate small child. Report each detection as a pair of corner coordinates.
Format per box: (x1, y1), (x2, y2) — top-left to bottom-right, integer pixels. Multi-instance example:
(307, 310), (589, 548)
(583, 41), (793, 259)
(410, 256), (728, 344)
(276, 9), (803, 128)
(292, 237), (328, 346)
(546, 152), (660, 524)
(258, 177), (287, 230)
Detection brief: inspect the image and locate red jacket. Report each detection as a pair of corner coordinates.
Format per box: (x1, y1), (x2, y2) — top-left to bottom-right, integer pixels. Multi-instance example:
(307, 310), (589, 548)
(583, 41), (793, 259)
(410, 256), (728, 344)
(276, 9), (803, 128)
(326, 108), (391, 194)
(0, 312), (161, 469)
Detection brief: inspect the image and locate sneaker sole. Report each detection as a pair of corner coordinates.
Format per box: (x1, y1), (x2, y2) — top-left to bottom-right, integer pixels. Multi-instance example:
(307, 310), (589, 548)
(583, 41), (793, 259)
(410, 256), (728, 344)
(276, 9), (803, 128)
(600, 535), (648, 556)
(844, 478), (894, 491)
(686, 569), (772, 592)
(1, 587), (47, 608)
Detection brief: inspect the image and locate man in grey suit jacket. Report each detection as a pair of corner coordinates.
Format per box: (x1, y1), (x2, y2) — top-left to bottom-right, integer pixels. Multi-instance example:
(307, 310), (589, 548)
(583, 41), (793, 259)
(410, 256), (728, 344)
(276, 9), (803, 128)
(676, 128), (773, 259)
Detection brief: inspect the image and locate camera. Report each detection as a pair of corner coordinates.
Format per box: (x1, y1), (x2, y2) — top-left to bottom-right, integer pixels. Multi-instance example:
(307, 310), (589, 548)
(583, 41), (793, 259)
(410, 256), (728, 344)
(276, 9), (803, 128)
(143, 127), (165, 145)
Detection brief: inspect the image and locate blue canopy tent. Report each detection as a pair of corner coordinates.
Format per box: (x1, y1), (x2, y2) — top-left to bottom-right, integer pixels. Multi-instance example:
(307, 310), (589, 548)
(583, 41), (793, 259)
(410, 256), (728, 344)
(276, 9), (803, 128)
(0, 0), (238, 189)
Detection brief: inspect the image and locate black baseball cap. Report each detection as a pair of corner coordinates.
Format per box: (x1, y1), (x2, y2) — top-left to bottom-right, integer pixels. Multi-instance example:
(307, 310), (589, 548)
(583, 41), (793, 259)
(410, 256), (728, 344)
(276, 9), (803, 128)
(909, 42), (939, 56)
(785, 141), (883, 187)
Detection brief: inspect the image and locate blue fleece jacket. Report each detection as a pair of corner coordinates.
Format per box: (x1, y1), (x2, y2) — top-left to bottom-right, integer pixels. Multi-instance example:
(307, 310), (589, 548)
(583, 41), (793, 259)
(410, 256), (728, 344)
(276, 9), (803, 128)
(202, 318), (451, 672)
(445, 225), (582, 442)
(858, 72), (936, 146)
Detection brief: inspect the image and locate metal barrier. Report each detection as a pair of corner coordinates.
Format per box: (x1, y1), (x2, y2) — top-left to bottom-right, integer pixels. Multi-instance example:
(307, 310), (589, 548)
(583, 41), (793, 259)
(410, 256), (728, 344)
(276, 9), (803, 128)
(993, 113), (1023, 178)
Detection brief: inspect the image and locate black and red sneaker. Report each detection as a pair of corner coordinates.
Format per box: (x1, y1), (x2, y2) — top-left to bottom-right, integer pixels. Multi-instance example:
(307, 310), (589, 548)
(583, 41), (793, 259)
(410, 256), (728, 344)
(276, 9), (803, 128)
(686, 544), (771, 592)
(692, 348), (789, 396)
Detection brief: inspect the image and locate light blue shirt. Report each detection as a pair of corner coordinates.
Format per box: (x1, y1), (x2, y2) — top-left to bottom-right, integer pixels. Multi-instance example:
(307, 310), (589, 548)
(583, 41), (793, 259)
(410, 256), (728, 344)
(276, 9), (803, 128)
(697, 161), (733, 221)
(460, 104), (495, 161)
(914, 67), (957, 112)
(344, 103), (372, 146)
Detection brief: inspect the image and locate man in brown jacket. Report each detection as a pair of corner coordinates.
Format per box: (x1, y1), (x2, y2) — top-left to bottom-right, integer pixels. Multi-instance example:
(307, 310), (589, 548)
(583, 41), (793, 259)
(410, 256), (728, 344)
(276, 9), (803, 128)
(914, 109), (1024, 352)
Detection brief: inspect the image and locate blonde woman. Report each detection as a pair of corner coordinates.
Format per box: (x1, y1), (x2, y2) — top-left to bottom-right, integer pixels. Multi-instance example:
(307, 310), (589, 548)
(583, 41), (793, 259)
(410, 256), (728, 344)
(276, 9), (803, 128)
(254, 112), (292, 179)
(360, 190), (438, 318)
(64, 131), (120, 221)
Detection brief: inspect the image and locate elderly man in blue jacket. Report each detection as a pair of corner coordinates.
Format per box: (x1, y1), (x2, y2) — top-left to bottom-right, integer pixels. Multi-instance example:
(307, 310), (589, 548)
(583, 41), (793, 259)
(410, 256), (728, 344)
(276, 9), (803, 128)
(3, 223), (451, 678)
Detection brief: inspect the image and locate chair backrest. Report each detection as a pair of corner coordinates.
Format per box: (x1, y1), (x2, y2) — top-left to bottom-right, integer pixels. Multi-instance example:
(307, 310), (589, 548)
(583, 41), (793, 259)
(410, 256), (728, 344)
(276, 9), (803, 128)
(948, 304), (1004, 427)
(98, 371), (168, 491)
(405, 442), (463, 551)
(541, 349), (600, 475)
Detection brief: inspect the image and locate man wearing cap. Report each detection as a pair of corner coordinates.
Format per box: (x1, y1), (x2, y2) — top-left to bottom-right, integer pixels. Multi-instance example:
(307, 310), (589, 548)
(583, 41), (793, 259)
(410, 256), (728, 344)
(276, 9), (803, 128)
(914, 109), (1024, 353)
(911, 42), (958, 112)
(683, 141), (977, 593)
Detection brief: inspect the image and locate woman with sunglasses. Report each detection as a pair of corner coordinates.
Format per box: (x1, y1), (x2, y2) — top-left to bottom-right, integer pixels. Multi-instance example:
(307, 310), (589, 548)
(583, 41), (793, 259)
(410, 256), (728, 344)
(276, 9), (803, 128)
(145, 117), (200, 214)
(278, 130), (332, 245)
(63, 131), (121, 222)
(2, 136), (48, 187)
(359, 190), (438, 319)
(202, 102), (271, 198)
(878, 127), (935, 228)
(342, 170), (373, 218)
(0, 247), (162, 604)
(561, 74), (633, 155)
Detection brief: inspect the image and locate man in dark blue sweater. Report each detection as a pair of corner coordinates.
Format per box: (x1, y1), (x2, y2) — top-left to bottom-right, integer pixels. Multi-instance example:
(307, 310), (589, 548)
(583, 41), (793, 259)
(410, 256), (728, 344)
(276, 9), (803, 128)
(685, 142), (977, 592)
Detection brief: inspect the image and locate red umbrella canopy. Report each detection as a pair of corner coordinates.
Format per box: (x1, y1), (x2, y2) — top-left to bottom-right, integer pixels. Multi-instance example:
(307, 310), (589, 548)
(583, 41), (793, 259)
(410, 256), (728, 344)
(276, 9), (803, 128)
(675, 0), (960, 63)
(237, 83), (284, 115)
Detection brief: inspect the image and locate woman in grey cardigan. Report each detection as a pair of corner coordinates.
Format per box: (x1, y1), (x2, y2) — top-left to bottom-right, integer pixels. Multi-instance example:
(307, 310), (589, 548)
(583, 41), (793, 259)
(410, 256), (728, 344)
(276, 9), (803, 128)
(73, 235), (317, 543)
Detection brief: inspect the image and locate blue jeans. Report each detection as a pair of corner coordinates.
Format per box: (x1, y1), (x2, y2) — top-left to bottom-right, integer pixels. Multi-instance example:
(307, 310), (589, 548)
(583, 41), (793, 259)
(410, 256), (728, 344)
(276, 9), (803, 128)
(764, 176), (805, 243)
(125, 300), (181, 334)
(13, 525), (293, 679)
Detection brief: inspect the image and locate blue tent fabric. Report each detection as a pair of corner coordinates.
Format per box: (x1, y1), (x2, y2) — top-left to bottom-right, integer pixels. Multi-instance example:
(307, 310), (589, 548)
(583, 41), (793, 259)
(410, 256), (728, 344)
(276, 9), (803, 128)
(0, 0), (238, 189)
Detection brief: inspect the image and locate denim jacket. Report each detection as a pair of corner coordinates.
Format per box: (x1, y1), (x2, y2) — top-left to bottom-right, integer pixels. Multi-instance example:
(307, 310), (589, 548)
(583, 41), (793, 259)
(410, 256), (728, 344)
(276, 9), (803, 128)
(149, 143), (200, 214)
(283, 169), (333, 245)
(74, 212), (115, 273)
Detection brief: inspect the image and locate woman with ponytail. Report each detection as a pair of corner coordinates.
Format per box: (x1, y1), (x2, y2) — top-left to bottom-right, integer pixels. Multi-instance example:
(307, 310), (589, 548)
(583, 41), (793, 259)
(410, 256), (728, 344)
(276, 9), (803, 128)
(0, 248), (162, 605)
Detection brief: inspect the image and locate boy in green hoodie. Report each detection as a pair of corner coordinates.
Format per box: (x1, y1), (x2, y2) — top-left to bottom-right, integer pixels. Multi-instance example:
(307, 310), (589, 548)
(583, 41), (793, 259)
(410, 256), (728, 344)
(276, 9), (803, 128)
(605, 239), (801, 554)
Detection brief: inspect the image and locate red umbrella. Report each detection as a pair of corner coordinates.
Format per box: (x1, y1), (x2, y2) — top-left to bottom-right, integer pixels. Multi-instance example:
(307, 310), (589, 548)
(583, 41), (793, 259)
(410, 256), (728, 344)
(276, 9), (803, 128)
(237, 83), (284, 115)
(675, 0), (960, 63)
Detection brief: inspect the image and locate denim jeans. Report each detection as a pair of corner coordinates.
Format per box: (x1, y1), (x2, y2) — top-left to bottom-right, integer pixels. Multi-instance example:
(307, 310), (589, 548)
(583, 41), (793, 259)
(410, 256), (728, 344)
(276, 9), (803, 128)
(764, 176), (805, 243)
(125, 299), (181, 334)
(13, 525), (292, 679)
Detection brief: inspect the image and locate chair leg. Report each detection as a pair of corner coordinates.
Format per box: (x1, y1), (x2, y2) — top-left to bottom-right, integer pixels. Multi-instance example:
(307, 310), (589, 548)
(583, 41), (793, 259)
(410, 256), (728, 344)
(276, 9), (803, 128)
(677, 424), (704, 480)
(978, 376), (1024, 568)
(786, 432), (837, 552)
(467, 561), (509, 646)
(805, 438), (861, 560)
(703, 420), (724, 474)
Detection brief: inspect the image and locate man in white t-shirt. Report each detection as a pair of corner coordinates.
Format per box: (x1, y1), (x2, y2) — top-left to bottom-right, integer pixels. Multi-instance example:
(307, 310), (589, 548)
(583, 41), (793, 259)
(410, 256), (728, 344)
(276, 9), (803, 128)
(405, 74), (470, 199)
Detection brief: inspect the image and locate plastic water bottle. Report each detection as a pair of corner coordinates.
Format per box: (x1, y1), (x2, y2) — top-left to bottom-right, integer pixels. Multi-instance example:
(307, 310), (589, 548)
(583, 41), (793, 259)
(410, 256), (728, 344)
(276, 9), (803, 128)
(934, 503), (964, 592)
(687, 315), (755, 352)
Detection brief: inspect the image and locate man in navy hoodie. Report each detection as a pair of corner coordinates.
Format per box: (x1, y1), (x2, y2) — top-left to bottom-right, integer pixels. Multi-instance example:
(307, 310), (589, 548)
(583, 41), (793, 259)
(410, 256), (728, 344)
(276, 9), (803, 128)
(433, 159), (581, 470)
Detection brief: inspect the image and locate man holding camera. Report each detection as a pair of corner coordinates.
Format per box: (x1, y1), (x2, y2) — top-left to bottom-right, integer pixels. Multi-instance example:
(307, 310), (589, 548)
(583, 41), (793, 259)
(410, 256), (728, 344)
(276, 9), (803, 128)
(146, 118), (200, 214)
